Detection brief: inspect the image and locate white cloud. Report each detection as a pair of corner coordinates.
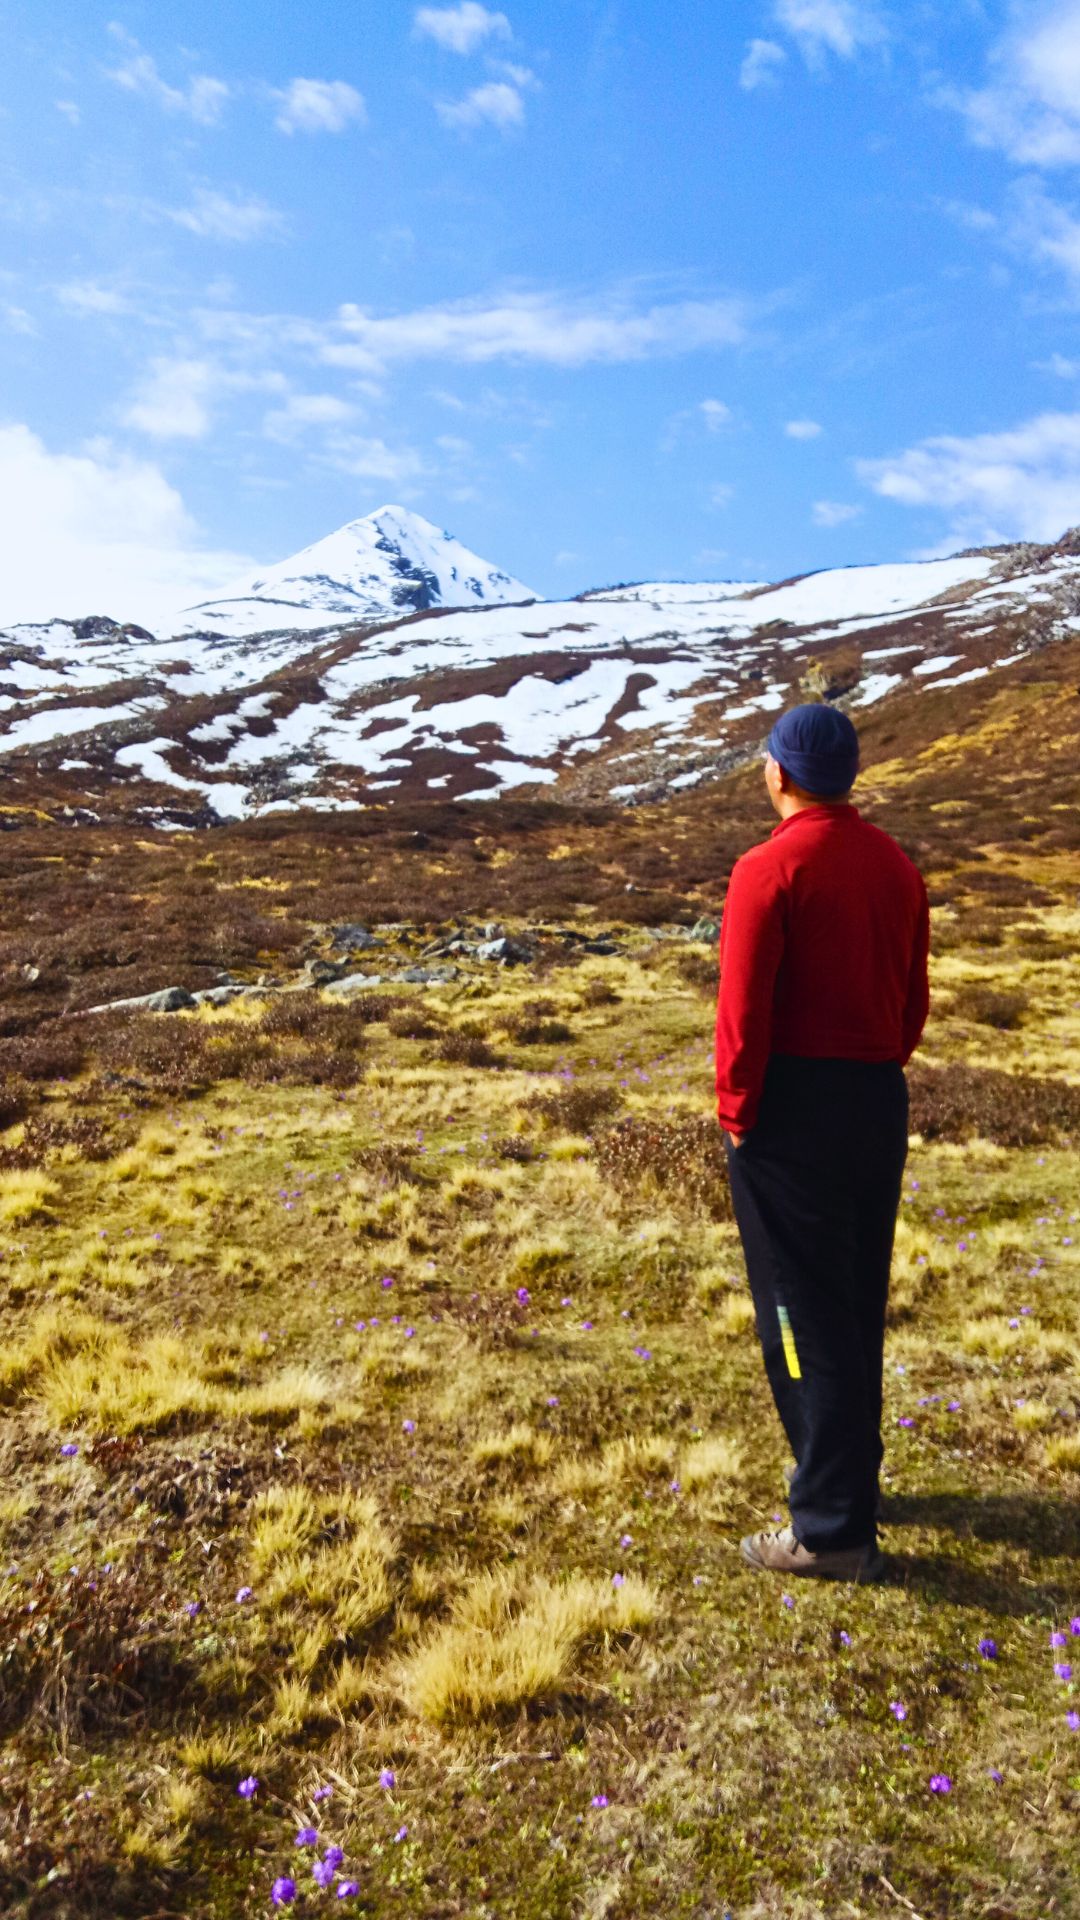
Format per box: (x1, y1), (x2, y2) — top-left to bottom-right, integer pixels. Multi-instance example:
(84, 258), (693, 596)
(3, 303), (36, 335)
(274, 78), (366, 135)
(774, 0), (884, 62)
(263, 393), (357, 441)
(740, 39), (787, 89)
(437, 81), (525, 129)
(123, 358), (217, 439)
(317, 434), (428, 486)
(55, 99), (81, 124)
(0, 423), (252, 626)
(57, 280), (131, 315)
(167, 187), (284, 243)
(1035, 351), (1080, 376)
(662, 396), (734, 451)
(711, 483), (735, 508)
(785, 417), (823, 438)
(941, 2), (1080, 169)
(122, 353), (287, 441)
(1006, 180), (1080, 289)
(857, 408), (1080, 544)
(812, 498), (862, 525)
(106, 33), (229, 124)
(327, 289), (750, 370)
(936, 197), (999, 234)
(414, 4), (511, 54)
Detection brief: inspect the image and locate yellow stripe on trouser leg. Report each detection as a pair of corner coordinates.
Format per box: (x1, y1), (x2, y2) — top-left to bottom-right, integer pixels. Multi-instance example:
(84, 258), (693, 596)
(777, 1304), (802, 1380)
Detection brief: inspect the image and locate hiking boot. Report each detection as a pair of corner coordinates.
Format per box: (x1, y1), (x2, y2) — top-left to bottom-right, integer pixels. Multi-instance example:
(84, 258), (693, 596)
(741, 1523), (885, 1582)
(783, 1461), (886, 1523)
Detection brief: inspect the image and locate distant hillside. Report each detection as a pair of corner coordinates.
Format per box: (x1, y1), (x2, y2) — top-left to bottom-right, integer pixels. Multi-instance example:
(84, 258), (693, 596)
(1, 522), (1079, 830)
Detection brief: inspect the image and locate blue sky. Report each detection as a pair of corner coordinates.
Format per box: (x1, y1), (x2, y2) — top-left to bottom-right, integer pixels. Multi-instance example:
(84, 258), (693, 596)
(4, 1), (1080, 621)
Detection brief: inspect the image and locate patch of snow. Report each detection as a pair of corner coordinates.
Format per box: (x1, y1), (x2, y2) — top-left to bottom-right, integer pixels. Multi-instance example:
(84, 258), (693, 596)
(0, 702), (147, 748)
(862, 643), (927, 660)
(911, 655), (965, 676)
(928, 664), (992, 687)
(740, 556), (995, 631)
(851, 672), (905, 706)
(113, 738), (250, 818)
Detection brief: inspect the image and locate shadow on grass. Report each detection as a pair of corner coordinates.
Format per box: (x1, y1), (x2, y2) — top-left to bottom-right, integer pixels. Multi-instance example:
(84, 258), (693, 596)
(880, 1489), (1079, 1615)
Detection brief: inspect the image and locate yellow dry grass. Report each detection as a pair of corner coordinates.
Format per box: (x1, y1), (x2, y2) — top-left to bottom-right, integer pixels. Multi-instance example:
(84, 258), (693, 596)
(395, 1565), (658, 1723)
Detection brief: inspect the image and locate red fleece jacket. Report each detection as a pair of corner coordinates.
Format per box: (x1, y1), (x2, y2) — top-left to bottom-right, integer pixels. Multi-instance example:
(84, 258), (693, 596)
(715, 803), (930, 1134)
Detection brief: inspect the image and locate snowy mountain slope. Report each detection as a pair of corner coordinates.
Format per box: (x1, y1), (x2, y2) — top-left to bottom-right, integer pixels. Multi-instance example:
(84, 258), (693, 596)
(166, 505), (537, 637)
(3, 525), (1079, 825)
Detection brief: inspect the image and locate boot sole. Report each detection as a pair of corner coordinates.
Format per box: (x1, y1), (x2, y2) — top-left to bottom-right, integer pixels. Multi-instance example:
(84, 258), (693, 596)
(740, 1537), (886, 1582)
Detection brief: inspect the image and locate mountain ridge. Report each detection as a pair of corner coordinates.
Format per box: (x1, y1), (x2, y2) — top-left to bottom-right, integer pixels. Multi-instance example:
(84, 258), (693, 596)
(3, 514), (1079, 830)
(167, 504), (538, 639)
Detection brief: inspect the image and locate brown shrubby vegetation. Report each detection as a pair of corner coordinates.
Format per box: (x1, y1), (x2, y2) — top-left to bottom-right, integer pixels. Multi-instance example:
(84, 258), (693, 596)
(0, 1558), (189, 1739)
(907, 1060), (1080, 1147)
(948, 983), (1029, 1029)
(522, 1082), (621, 1134)
(432, 1029), (503, 1069)
(595, 1114), (735, 1219)
(0, 1025), (88, 1081)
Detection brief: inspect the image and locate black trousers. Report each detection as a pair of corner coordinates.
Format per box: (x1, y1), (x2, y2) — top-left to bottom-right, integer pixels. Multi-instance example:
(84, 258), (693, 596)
(723, 1053), (909, 1552)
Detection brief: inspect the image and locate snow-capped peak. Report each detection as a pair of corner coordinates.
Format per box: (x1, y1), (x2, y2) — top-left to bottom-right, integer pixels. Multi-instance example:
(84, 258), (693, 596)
(165, 504), (537, 638)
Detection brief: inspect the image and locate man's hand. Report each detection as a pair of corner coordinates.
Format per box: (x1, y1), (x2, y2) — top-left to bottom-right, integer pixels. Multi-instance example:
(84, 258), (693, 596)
(727, 1129), (748, 1149)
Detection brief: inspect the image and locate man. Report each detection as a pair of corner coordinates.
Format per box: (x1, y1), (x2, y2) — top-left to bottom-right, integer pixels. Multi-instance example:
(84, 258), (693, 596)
(715, 702), (930, 1582)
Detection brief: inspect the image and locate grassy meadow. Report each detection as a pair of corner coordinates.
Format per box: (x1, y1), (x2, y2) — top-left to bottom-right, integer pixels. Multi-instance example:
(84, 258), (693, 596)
(0, 825), (1078, 1917)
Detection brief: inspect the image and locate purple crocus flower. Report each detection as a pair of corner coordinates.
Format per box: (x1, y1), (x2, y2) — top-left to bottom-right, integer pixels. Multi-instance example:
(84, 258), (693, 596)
(312, 1784), (333, 1802)
(988, 1768), (1003, 1783)
(612, 1572), (625, 1587)
(313, 1860), (335, 1890)
(60, 1442), (79, 1457)
(393, 1825), (408, 1841)
(337, 1883), (360, 1899)
(889, 1701), (907, 1721)
(1050, 1630), (1067, 1647)
(185, 1600), (202, 1618)
(977, 1638), (997, 1659)
(929, 1774), (952, 1794)
(591, 1793), (609, 1808)
(1054, 1662), (1072, 1681)
(271, 1879), (297, 1907)
(235, 1586), (253, 1604)
(379, 1768), (396, 1789)
(516, 1287), (530, 1305)
(897, 1416), (915, 1428)
(295, 1826), (319, 1846)
(402, 1417), (416, 1433)
(323, 1845), (344, 1870)
(1067, 1711), (1080, 1732)
(1071, 1618), (1080, 1636)
(237, 1776), (258, 1799)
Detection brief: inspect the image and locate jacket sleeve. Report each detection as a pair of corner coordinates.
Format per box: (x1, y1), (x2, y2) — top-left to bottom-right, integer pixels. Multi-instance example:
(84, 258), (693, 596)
(715, 856), (786, 1133)
(899, 874), (930, 1067)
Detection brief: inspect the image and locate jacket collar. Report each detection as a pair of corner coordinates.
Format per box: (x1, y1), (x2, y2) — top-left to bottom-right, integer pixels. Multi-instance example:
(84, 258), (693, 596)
(770, 803), (861, 839)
